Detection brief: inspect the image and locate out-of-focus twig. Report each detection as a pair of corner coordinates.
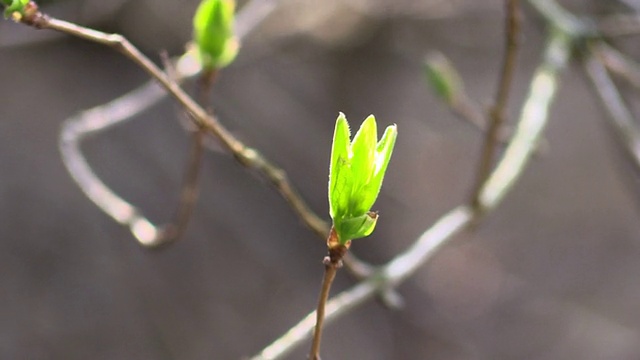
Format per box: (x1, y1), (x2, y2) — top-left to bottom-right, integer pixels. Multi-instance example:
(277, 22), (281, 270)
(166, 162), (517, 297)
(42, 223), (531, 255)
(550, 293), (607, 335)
(235, 0), (277, 40)
(424, 51), (489, 132)
(470, 0), (522, 212)
(599, 14), (640, 37)
(250, 29), (573, 360)
(527, 0), (595, 36)
(618, 0), (640, 13)
(594, 43), (640, 90)
(451, 93), (491, 133)
(59, 79), (169, 245)
(424, 51), (548, 155)
(584, 51), (640, 179)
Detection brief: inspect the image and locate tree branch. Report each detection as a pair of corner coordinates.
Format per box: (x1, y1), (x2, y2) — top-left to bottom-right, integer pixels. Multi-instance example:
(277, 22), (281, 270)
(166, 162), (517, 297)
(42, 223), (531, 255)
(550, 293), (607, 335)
(39, 0), (380, 283)
(250, 29), (573, 360)
(22, 3), (328, 246)
(599, 13), (640, 38)
(593, 42), (640, 90)
(583, 50), (640, 181)
(470, 0), (522, 211)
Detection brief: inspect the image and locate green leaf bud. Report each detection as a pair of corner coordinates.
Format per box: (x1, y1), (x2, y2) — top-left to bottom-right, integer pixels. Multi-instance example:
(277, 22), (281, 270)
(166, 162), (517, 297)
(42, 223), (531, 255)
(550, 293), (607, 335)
(193, 0), (239, 70)
(334, 212), (378, 242)
(423, 51), (463, 105)
(328, 113), (397, 244)
(3, 0), (29, 20)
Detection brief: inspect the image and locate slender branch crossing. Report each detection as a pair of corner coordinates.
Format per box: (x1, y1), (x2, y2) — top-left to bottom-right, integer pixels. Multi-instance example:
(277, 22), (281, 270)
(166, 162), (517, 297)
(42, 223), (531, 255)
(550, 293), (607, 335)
(251, 29), (572, 360)
(470, 0), (522, 211)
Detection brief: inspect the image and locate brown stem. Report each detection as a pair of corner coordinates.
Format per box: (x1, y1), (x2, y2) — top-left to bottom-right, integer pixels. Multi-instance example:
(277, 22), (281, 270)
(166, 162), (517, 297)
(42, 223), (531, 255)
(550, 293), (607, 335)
(583, 52), (640, 184)
(309, 264), (337, 360)
(309, 229), (348, 360)
(153, 69), (218, 246)
(17, 6), (329, 240)
(469, 0), (521, 213)
(163, 69), (218, 242)
(151, 130), (204, 245)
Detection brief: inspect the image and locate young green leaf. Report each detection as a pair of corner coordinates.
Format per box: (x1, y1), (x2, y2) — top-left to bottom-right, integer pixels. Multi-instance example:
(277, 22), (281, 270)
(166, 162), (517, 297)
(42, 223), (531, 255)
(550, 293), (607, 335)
(359, 124), (397, 215)
(423, 51), (463, 105)
(328, 113), (397, 245)
(329, 113), (351, 220)
(348, 115), (377, 214)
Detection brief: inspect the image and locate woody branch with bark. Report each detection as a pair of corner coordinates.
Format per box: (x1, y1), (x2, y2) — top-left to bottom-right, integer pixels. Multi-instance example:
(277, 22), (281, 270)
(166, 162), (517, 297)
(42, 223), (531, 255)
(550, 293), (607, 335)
(3, 0), (640, 358)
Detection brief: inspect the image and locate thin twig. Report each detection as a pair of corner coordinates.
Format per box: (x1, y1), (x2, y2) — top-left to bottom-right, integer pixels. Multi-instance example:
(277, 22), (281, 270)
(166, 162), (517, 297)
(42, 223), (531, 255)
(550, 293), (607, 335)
(17, 5), (329, 243)
(452, 94), (492, 132)
(452, 97), (549, 156)
(470, 0), (521, 212)
(583, 51), (640, 179)
(309, 264), (336, 360)
(234, 0), (278, 40)
(423, 51), (487, 132)
(593, 42), (640, 90)
(425, 52), (547, 156)
(424, 51), (549, 154)
(59, 80), (168, 245)
(618, 0), (640, 13)
(527, 0), (594, 37)
(308, 230), (349, 360)
(599, 14), (640, 38)
(159, 70), (217, 245)
(250, 30), (573, 360)
(163, 130), (206, 241)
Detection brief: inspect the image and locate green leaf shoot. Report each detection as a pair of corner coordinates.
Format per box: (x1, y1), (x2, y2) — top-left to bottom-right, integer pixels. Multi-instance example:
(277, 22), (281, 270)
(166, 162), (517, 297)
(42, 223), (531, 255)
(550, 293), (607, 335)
(423, 51), (463, 105)
(329, 113), (351, 221)
(328, 113), (397, 245)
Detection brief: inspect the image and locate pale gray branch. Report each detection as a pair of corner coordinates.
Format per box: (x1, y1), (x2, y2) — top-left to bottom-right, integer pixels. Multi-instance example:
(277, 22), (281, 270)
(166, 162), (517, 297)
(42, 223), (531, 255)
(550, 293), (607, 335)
(60, 80), (167, 245)
(584, 53), (640, 177)
(527, 0), (594, 36)
(594, 43), (640, 91)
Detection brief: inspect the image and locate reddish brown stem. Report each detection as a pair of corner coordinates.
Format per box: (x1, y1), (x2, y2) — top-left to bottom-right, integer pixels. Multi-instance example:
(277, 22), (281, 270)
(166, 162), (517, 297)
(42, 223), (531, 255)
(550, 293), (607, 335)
(470, 0), (521, 213)
(309, 228), (349, 360)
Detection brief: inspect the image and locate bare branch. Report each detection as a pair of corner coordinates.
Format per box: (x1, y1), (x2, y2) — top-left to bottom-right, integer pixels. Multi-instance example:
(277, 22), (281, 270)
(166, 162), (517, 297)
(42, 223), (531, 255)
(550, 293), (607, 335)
(527, 0), (594, 36)
(250, 29), (573, 360)
(59, 80), (168, 245)
(26, 3), (327, 246)
(594, 43), (640, 90)
(583, 52), (640, 179)
(470, 0), (522, 212)
(235, 0), (278, 40)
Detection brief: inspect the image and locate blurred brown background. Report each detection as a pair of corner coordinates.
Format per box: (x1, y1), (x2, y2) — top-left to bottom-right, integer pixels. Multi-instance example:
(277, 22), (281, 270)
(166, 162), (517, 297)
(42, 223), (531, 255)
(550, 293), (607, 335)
(2, 0), (640, 359)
